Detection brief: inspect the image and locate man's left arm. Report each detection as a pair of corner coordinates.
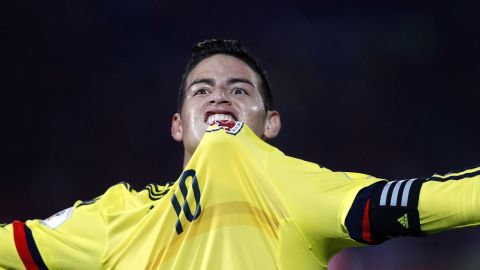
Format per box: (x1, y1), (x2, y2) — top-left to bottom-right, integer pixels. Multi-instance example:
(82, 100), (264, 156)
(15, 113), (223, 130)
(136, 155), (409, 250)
(345, 166), (480, 244)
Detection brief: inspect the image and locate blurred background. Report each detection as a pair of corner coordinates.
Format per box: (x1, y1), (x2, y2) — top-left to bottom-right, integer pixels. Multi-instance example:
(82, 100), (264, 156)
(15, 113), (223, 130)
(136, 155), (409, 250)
(2, 1), (480, 269)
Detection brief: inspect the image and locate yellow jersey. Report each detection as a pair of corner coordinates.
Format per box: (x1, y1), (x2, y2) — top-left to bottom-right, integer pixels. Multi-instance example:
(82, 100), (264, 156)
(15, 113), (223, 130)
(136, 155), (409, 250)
(2, 120), (480, 269)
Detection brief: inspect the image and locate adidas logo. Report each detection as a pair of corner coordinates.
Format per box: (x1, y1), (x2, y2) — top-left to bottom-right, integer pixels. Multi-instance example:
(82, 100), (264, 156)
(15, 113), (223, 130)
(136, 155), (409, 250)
(397, 213), (409, 229)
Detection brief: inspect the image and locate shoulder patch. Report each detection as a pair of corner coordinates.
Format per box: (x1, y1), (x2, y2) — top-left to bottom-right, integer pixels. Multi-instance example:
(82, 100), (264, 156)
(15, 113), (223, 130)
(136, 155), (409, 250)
(41, 207), (73, 229)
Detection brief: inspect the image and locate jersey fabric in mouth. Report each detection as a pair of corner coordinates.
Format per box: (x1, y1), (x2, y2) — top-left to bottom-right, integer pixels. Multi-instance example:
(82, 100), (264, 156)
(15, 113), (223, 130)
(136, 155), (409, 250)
(206, 114), (236, 125)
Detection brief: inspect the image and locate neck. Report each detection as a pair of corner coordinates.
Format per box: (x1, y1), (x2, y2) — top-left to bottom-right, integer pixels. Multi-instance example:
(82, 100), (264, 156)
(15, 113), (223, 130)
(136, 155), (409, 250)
(183, 149), (192, 168)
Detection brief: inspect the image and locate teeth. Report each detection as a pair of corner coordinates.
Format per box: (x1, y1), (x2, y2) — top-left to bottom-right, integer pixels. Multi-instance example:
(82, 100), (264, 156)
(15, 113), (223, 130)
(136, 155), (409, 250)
(207, 114), (235, 124)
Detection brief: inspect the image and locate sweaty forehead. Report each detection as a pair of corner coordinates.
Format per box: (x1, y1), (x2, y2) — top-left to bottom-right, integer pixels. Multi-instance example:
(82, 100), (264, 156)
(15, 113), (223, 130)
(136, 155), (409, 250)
(186, 54), (260, 87)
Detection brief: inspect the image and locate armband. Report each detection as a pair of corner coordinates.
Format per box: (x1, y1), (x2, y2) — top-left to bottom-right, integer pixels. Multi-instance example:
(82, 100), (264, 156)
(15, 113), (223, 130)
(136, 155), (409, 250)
(345, 179), (426, 244)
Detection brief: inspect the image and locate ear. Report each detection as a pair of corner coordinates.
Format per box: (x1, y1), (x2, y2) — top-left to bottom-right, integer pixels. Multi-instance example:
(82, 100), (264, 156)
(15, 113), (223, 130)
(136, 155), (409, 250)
(171, 113), (183, 142)
(263, 110), (281, 139)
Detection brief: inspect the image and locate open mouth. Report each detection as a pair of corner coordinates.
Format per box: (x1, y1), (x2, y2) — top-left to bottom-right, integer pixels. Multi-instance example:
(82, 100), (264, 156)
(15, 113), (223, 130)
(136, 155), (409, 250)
(205, 112), (238, 125)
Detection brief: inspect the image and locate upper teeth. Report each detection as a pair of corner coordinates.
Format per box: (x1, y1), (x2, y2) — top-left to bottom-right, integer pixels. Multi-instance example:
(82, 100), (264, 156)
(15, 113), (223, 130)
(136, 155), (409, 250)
(207, 114), (235, 124)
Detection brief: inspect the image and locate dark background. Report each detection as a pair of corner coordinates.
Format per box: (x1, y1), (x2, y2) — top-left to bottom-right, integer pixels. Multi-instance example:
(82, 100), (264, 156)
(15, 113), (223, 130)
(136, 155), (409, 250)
(2, 1), (480, 269)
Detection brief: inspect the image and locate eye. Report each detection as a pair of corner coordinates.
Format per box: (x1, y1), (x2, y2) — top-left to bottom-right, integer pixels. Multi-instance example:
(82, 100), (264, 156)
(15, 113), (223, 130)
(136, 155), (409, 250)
(193, 88), (208, 96)
(232, 88), (247, 95)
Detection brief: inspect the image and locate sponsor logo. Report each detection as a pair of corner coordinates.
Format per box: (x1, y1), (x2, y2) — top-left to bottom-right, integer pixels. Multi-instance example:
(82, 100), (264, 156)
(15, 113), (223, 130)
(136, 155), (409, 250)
(397, 213), (409, 229)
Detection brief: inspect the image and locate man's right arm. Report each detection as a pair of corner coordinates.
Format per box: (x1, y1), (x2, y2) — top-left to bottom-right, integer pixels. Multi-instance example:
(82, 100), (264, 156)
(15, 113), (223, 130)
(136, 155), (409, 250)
(0, 202), (106, 269)
(0, 222), (28, 269)
(0, 183), (135, 269)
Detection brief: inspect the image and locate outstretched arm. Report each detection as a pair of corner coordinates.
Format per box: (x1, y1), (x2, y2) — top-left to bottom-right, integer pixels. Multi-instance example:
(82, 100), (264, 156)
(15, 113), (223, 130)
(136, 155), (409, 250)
(0, 222), (39, 269)
(345, 166), (480, 244)
(0, 184), (115, 269)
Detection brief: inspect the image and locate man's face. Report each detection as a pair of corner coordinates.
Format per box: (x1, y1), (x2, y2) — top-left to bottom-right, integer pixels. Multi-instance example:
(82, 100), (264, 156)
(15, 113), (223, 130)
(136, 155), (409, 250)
(171, 54), (280, 164)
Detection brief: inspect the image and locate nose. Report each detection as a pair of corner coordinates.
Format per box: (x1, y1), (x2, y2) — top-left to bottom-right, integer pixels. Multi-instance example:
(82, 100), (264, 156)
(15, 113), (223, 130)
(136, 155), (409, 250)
(208, 89), (231, 105)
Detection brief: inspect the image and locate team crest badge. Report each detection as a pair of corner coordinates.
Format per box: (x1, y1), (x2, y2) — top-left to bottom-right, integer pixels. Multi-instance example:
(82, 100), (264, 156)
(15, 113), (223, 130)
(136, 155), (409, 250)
(206, 120), (243, 135)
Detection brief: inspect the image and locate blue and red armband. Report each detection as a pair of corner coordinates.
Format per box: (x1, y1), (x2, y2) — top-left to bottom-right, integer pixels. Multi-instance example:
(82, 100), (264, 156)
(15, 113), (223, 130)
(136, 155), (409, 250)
(345, 179), (426, 244)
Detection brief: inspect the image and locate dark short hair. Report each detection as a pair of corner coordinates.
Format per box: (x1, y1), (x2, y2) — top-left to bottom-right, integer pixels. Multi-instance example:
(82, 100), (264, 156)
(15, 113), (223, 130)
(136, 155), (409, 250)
(178, 39), (273, 112)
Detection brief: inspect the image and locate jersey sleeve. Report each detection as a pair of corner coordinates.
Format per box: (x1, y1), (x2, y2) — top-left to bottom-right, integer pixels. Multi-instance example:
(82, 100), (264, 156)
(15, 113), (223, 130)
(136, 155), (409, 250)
(418, 167), (480, 233)
(0, 182), (140, 269)
(265, 152), (386, 265)
(266, 143), (480, 265)
(344, 166), (480, 245)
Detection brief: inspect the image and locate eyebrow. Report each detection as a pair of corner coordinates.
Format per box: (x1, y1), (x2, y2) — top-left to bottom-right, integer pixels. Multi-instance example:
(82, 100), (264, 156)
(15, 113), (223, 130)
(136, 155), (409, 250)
(188, 78), (215, 90)
(227, 78), (254, 87)
(188, 77), (254, 90)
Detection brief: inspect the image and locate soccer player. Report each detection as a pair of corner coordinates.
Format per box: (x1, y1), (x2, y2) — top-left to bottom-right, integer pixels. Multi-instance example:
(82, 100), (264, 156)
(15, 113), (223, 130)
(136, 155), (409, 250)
(1, 39), (480, 270)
